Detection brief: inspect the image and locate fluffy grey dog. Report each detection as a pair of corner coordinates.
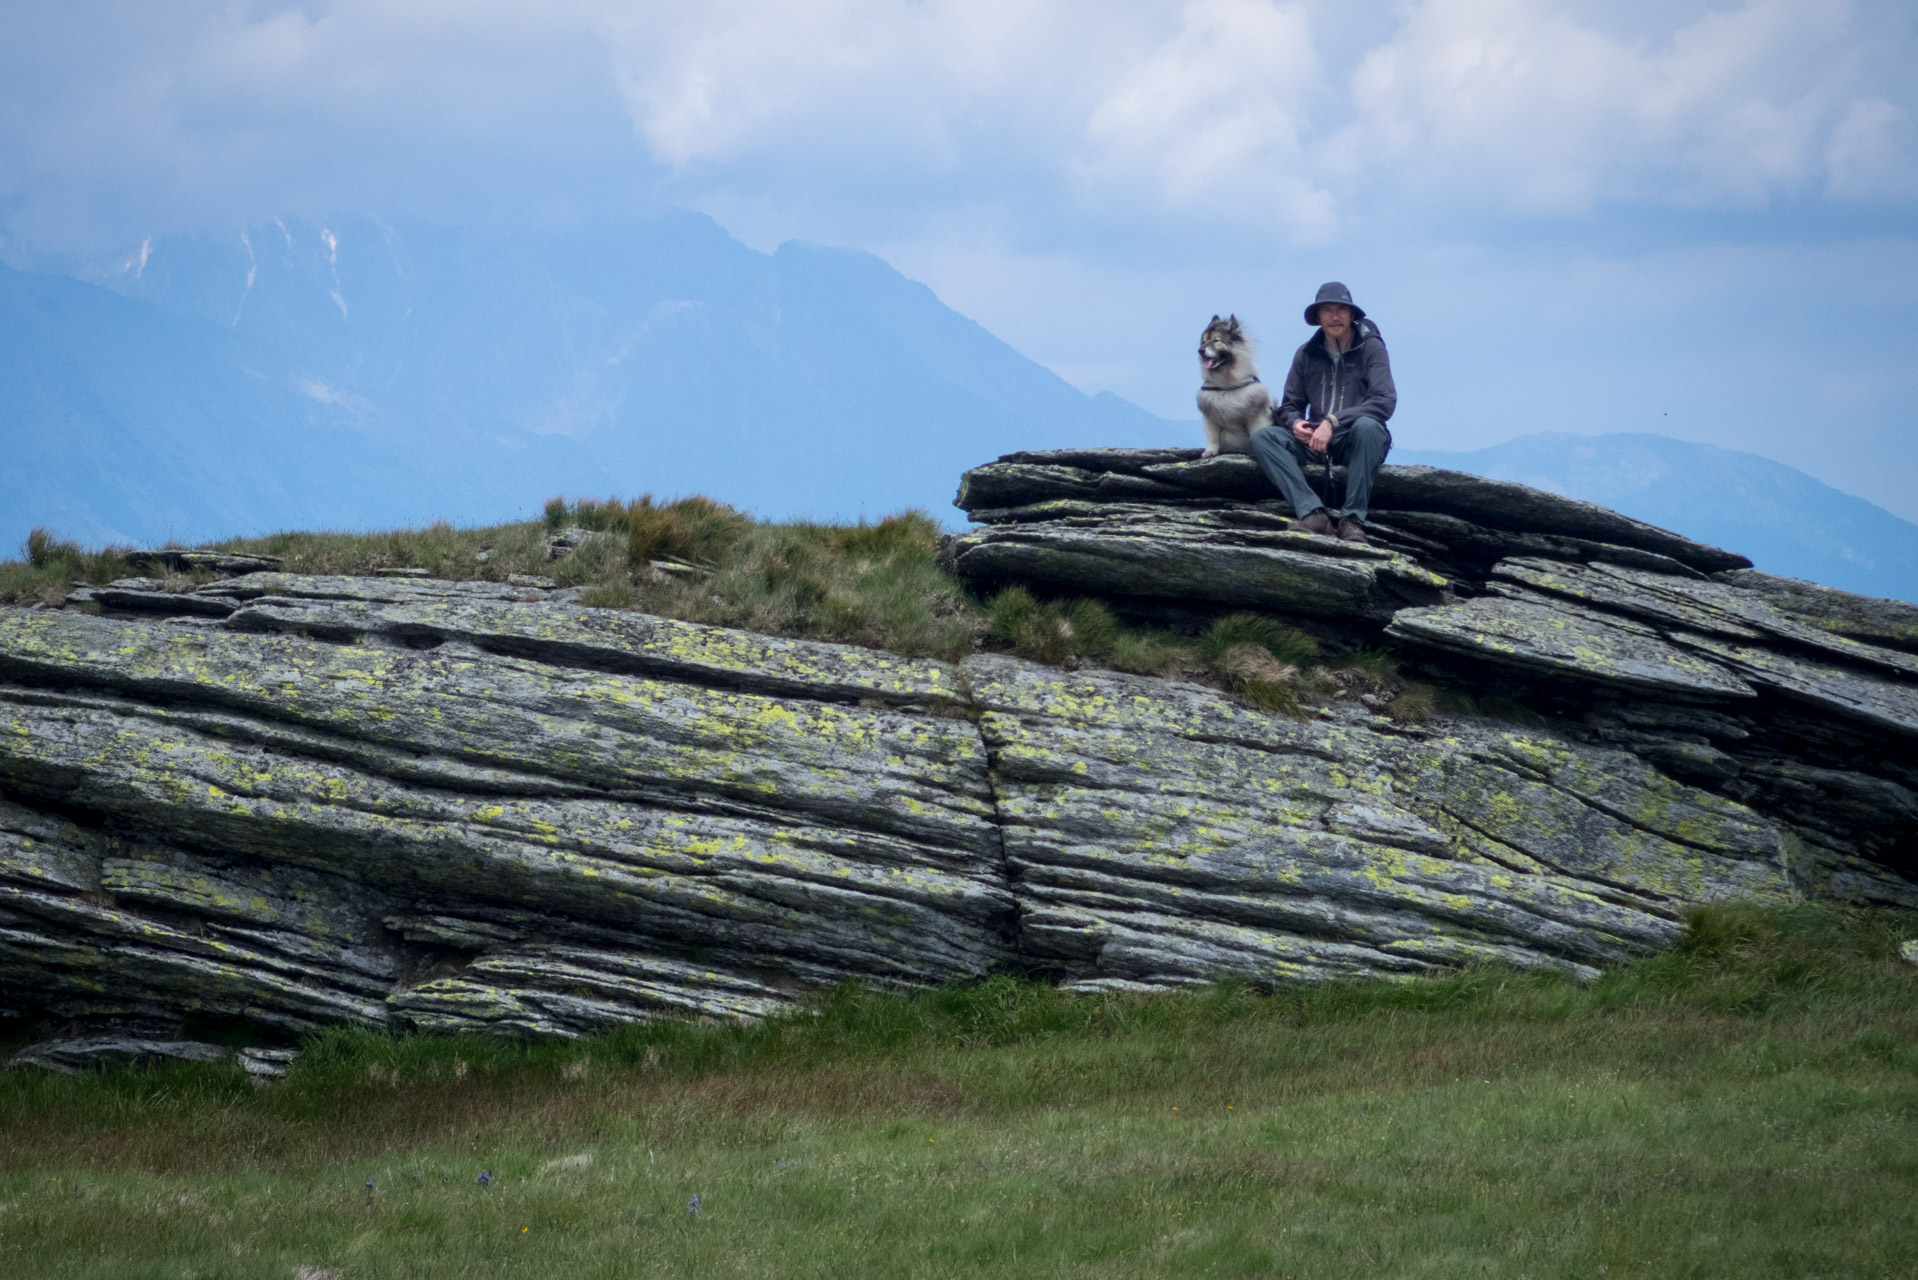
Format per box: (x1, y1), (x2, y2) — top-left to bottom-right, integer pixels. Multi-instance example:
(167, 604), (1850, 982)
(1195, 314), (1273, 457)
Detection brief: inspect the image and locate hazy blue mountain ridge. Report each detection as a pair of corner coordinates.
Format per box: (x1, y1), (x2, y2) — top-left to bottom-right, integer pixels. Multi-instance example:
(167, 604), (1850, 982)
(0, 262), (506, 549)
(7, 212), (1179, 552)
(1394, 433), (1918, 603)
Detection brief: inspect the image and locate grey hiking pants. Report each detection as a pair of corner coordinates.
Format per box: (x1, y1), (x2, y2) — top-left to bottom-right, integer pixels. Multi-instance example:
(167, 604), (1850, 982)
(1249, 415), (1391, 522)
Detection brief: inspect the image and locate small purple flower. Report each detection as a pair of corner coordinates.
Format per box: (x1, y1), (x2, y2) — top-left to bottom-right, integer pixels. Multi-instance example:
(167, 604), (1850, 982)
(364, 1181), (374, 1191)
(477, 1172), (492, 1186)
(688, 1194), (701, 1216)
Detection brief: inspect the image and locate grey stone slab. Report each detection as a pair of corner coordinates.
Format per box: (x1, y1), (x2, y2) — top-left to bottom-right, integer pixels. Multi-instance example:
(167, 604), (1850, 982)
(993, 447), (1201, 472)
(1499, 558), (1918, 682)
(389, 945), (797, 1036)
(1719, 570), (1918, 655)
(1672, 632), (1918, 740)
(948, 523), (1446, 622)
(1142, 454), (1285, 500)
(0, 801), (105, 894)
(953, 454), (1749, 571)
(1378, 511), (1706, 578)
(125, 550), (283, 574)
(67, 588), (239, 617)
(221, 594), (963, 706)
(195, 573), (555, 606)
(1493, 558), (1767, 641)
(954, 463), (1199, 514)
(238, 1046), (301, 1078)
(972, 656), (1793, 985)
(8, 1037), (232, 1074)
(1387, 591), (1758, 699)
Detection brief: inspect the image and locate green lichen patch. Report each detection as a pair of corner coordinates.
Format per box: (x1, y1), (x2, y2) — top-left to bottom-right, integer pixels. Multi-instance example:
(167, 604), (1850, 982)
(1388, 591), (1759, 698)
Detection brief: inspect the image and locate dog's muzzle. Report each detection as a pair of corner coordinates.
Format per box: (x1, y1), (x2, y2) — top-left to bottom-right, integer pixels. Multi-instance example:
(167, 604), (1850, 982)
(1200, 348), (1226, 371)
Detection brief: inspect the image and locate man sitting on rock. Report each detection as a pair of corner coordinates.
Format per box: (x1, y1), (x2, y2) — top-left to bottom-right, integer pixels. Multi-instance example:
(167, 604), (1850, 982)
(1250, 282), (1396, 544)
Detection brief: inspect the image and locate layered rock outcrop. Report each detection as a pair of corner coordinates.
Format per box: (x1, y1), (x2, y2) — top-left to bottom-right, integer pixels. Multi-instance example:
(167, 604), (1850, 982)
(949, 449), (1918, 904)
(3, 451), (1914, 1068)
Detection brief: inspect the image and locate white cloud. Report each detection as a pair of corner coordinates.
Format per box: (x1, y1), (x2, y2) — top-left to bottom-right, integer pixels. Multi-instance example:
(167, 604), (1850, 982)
(1334, 0), (1901, 213)
(592, 0), (1918, 251)
(3, 0), (1911, 259)
(1075, 0), (1332, 236)
(600, 0), (1343, 238)
(603, 0), (1126, 172)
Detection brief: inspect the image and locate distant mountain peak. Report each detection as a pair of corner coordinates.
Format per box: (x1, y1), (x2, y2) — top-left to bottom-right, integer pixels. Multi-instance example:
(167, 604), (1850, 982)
(2, 212), (1183, 551)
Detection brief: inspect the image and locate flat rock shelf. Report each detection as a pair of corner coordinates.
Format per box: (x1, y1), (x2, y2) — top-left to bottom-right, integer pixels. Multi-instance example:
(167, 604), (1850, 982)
(2, 449), (1914, 1070)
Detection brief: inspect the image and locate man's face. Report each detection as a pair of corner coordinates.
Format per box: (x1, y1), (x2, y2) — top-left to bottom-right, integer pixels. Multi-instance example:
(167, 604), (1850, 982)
(1319, 303), (1352, 341)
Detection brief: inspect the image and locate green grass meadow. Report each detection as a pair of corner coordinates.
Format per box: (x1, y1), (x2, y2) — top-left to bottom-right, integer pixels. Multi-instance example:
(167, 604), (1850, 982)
(2, 905), (1915, 1278)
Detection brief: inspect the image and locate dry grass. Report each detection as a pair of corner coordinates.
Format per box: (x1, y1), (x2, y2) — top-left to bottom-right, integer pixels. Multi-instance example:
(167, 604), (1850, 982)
(619, 495), (750, 566)
(212, 500), (973, 660)
(0, 528), (134, 607)
(637, 510), (977, 660)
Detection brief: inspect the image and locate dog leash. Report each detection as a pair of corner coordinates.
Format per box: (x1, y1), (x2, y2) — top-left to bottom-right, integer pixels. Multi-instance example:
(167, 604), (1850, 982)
(1200, 376), (1261, 393)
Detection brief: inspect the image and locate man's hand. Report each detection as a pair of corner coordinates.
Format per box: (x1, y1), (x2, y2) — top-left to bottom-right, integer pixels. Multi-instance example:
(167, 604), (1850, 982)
(1292, 418), (1334, 453)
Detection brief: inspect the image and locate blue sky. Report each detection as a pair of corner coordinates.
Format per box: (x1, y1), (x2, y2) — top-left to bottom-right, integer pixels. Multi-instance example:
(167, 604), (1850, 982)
(4, 0), (1916, 519)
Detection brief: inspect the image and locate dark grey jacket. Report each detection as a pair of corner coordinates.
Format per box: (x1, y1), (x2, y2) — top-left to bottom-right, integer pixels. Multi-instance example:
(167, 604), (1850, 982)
(1275, 319), (1396, 431)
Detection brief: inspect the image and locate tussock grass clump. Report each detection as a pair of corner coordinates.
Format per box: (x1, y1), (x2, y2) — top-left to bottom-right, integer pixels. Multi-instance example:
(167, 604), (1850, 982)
(1217, 643), (1303, 711)
(1, 906), (1913, 1278)
(1382, 680), (1436, 721)
(658, 511), (977, 660)
(1197, 612), (1321, 712)
(984, 587), (1119, 666)
(1198, 611), (1323, 670)
(540, 493), (753, 566)
(626, 494), (750, 566)
(0, 527), (132, 606)
(982, 587), (1202, 676)
(542, 496), (631, 533)
(1329, 646), (1399, 684)
(1172, 616), (1444, 720)
(1105, 628), (1192, 676)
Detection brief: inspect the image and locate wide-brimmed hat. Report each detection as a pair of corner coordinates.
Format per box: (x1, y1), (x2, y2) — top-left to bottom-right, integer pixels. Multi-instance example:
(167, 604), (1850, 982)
(1304, 281), (1365, 325)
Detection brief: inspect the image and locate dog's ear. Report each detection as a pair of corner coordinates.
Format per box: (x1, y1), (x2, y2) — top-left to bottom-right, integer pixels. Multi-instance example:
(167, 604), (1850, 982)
(1209, 314), (1220, 324)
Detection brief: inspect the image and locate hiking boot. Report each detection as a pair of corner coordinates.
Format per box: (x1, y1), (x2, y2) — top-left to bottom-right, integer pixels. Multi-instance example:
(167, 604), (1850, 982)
(1335, 516), (1371, 544)
(1289, 509), (1335, 537)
